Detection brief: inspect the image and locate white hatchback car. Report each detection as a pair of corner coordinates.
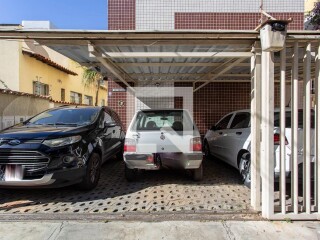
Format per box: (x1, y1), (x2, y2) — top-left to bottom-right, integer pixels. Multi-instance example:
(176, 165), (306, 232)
(204, 108), (315, 187)
(124, 109), (203, 181)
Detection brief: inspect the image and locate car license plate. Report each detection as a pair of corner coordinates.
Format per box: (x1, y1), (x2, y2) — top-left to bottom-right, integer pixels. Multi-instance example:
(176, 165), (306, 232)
(4, 165), (23, 181)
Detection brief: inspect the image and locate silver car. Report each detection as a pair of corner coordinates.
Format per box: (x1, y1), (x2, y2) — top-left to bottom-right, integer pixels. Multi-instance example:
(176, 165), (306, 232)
(123, 109), (203, 181)
(203, 109), (315, 187)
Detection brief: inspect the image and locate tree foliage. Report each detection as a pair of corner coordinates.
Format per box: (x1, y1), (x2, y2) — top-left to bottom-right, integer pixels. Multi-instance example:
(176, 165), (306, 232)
(82, 67), (102, 106)
(307, 2), (320, 30)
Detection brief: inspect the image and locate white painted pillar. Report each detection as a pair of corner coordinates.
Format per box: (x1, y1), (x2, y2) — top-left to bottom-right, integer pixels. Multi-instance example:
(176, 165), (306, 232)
(303, 42), (312, 214)
(291, 42), (299, 214)
(251, 43), (261, 210)
(316, 43), (320, 214)
(280, 45), (287, 214)
(261, 51), (275, 218)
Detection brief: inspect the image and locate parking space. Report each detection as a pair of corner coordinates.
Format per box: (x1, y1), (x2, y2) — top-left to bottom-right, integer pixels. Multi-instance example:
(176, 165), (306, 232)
(0, 157), (251, 215)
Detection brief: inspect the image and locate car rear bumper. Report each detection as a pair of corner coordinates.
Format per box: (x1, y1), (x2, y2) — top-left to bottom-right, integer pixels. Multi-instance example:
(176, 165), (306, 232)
(124, 152), (203, 170)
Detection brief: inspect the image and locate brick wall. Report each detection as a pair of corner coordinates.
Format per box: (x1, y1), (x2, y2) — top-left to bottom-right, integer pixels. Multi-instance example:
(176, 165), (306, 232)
(109, 80), (281, 135)
(107, 80), (131, 129)
(108, 0), (136, 30)
(175, 12), (304, 30)
(108, 0), (305, 30)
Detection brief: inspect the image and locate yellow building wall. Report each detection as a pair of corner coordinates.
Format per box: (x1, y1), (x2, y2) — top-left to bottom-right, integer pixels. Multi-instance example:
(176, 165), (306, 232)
(18, 43), (108, 106)
(305, 0), (319, 13)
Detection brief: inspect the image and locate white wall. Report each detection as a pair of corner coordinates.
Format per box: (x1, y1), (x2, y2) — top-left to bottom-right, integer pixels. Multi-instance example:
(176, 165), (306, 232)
(136, 0), (305, 30)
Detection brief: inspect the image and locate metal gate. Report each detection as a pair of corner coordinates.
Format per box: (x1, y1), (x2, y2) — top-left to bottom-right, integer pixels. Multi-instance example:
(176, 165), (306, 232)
(251, 39), (320, 220)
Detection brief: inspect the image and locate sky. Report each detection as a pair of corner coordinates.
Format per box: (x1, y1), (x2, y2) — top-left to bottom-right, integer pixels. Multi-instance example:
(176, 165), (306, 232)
(0, 0), (108, 30)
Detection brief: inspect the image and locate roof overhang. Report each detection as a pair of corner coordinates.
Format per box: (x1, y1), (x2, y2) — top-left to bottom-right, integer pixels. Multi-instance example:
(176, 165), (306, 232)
(0, 29), (319, 91)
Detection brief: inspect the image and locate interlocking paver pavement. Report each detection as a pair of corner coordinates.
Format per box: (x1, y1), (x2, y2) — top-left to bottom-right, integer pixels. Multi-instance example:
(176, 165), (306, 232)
(0, 157), (251, 214)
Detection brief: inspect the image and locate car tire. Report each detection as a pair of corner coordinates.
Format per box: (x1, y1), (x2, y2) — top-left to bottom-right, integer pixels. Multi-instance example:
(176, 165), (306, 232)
(125, 165), (137, 182)
(193, 164), (203, 181)
(204, 141), (211, 158)
(239, 153), (251, 188)
(78, 153), (101, 190)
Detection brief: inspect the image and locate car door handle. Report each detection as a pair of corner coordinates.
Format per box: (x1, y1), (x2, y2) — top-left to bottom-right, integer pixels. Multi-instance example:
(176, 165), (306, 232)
(132, 134), (140, 138)
(236, 132), (242, 135)
(219, 132), (223, 135)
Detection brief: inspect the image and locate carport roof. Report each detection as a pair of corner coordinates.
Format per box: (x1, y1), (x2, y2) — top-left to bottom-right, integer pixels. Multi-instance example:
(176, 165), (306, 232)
(0, 29), (319, 91)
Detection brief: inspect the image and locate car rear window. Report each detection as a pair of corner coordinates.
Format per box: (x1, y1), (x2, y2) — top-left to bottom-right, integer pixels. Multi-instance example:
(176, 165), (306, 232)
(274, 110), (315, 128)
(132, 110), (195, 132)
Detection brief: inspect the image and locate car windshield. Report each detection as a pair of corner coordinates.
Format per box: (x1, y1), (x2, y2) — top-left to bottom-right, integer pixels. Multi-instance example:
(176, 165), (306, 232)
(132, 110), (195, 132)
(274, 110), (315, 128)
(27, 108), (100, 126)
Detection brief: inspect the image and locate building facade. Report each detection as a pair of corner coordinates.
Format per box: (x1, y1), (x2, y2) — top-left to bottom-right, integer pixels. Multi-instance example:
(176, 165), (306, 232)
(108, 0), (305, 31)
(106, 0), (304, 133)
(0, 25), (108, 106)
(305, 0), (319, 13)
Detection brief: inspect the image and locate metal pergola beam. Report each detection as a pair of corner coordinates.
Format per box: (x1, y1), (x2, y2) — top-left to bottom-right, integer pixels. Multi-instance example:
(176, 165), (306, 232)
(193, 58), (248, 92)
(88, 43), (136, 90)
(36, 39), (255, 46)
(117, 62), (298, 68)
(129, 73), (251, 78)
(101, 52), (252, 59)
(117, 62), (251, 67)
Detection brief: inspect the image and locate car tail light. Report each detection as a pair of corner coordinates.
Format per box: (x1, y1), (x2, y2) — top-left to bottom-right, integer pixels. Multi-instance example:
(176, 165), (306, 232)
(274, 133), (288, 145)
(146, 155), (154, 164)
(190, 137), (202, 152)
(124, 138), (136, 152)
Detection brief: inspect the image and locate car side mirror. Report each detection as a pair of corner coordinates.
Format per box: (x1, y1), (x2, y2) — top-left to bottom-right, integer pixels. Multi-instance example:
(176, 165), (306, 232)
(104, 122), (117, 128)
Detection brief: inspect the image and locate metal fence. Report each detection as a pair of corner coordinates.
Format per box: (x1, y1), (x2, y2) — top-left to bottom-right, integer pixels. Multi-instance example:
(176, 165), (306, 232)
(251, 40), (320, 220)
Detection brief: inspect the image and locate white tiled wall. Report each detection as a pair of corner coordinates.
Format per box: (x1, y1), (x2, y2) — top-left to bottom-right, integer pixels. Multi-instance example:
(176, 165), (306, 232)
(135, 82), (175, 110)
(136, 0), (304, 30)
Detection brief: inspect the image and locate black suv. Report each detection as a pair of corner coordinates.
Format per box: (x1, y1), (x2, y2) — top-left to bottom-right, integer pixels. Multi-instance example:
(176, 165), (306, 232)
(0, 106), (125, 190)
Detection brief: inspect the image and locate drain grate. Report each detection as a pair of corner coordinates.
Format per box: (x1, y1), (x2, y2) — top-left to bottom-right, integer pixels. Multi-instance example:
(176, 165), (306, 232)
(0, 158), (251, 214)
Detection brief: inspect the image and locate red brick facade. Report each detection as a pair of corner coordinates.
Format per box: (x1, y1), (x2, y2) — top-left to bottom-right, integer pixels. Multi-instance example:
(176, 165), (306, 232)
(107, 81), (130, 129)
(175, 12), (304, 30)
(108, 0), (136, 30)
(107, 2), (289, 134)
(108, 80), (281, 135)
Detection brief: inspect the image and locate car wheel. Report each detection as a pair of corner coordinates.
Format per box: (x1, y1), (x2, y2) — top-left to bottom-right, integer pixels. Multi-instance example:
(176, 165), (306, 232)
(125, 165), (137, 182)
(239, 154), (251, 188)
(78, 153), (101, 190)
(204, 141), (211, 158)
(193, 164), (203, 181)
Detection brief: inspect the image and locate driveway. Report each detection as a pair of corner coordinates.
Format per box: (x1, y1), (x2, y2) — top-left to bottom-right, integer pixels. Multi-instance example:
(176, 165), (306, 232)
(0, 157), (251, 215)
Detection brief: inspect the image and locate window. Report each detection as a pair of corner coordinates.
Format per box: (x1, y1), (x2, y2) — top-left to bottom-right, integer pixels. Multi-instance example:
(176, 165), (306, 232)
(61, 89), (65, 102)
(33, 81), (49, 96)
(84, 95), (93, 106)
(215, 114), (233, 130)
(132, 110), (194, 132)
(230, 112), (251, 129)
(99, 112), (114, 128)
(28, 108), (99, 126)
(105, 107), (123, 129)
(274, 110), (315, 129)
(70, 91), (82, 104)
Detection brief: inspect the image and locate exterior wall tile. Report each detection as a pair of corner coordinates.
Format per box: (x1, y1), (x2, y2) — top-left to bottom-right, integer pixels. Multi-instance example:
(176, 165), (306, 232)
(175, 12), (304, 30)
(108, 0), (136, 30)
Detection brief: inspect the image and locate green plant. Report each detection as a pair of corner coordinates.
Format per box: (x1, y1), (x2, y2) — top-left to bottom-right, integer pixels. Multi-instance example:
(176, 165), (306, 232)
(306, 2), (320, 30)
(82, 67), (102, 106)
